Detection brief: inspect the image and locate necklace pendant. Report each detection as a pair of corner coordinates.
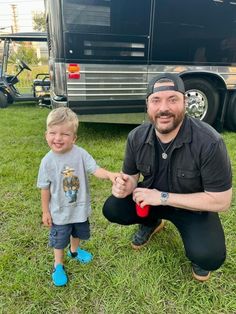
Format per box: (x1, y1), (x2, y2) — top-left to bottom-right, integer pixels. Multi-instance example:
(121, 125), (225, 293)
(162, 152), (168, 159)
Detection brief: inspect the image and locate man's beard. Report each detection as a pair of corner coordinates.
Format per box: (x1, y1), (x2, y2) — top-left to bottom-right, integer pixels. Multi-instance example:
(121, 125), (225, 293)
(149, 110), (185, 134)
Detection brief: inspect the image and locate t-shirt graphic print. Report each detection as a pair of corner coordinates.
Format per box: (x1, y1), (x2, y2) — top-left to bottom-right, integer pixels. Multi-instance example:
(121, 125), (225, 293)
(61, 166), (80, 203)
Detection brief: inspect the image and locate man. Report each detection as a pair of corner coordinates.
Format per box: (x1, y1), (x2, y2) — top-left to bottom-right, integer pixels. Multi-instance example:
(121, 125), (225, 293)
(103, 73), (232, 282)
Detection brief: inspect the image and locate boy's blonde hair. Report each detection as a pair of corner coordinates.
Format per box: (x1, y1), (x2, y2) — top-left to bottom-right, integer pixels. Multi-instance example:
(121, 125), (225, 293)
(46, 107), (79, 134)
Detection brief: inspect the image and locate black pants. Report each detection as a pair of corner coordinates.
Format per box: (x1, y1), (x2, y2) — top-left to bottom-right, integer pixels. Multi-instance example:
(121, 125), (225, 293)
(103, 194), (226, 271)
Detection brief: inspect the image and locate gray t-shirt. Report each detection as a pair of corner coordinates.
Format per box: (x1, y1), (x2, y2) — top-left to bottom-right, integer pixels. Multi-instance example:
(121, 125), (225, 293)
(37, 145), (99, 225)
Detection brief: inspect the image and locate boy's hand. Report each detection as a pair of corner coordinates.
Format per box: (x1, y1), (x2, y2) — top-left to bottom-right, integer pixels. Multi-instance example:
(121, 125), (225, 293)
(42, 211), (52, 227)
(108, 172), (122, 184)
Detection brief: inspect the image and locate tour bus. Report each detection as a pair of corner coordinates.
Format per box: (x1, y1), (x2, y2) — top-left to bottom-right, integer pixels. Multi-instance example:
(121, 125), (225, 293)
(44, 0), (236, 130)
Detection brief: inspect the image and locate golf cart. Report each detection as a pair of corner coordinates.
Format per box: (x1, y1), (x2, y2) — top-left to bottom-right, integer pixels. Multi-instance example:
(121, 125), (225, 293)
(0, 32), (50, 108)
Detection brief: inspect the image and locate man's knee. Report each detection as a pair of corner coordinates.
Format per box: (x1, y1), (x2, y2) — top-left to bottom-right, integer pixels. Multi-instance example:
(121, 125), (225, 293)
(102, 195), (135, 225)
(103, 195), (127, 223)
(102, 196), (116, 222)
(187, 247), (226, 271)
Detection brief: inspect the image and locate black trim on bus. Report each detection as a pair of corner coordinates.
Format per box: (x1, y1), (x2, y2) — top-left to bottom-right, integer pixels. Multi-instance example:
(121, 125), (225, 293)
(64, 33), (149, 63)
(68, 99), (146, 115)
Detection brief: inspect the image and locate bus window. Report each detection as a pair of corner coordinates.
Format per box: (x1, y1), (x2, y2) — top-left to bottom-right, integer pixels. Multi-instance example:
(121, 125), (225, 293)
(63, 0), (151, 62)
(63, 0), (151, 36)
(152, 0), (236, 65)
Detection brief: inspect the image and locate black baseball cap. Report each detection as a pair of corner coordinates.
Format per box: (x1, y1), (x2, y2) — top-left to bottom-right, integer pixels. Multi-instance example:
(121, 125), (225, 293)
(146, 73), (185, 98)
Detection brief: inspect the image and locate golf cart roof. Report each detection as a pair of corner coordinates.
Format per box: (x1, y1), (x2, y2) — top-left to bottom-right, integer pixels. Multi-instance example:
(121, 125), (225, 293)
(0, 32), (47, 42)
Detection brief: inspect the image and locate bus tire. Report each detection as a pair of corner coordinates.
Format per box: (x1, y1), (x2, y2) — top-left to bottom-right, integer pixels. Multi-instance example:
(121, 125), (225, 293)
(225, 92), (236, 131)
(0, 90), (8, 108)
(183, 78), (219, 126)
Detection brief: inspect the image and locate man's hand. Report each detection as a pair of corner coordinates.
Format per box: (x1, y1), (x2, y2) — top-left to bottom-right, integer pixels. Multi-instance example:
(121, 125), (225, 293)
(42, 211), (52, 227)
(133, 187), (160, 207)
(133, 187), (233, 213)
(112, 173), (138, 198)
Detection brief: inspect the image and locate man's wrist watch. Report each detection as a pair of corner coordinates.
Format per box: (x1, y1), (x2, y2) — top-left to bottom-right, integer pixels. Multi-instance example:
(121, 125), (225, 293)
(160, 191), (169, 204)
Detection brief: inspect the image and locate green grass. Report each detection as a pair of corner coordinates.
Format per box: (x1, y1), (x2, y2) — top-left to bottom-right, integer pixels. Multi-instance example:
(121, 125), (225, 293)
(0, 104), (236, 314)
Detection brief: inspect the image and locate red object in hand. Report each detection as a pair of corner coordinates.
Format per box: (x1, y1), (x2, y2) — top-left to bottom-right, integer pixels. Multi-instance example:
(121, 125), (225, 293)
(136, 203), (150, 217)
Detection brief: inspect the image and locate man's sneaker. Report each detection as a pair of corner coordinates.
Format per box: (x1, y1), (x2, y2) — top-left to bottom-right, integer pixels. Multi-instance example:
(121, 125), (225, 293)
(192, 263), (211, 282)
(67, 247), (93, 264)
(131, 220), (165, 249)
(52, 264), (68, 287)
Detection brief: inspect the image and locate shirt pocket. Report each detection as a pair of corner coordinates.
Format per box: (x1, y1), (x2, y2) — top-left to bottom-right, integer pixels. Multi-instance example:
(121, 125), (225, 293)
(177, 168), (200, 179)
(176, 168), (202, 192)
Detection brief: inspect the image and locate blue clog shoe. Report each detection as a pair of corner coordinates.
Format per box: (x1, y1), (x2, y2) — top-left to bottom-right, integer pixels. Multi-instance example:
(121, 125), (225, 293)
(67, 247), (93, 264)
(52, 264), (68, 286)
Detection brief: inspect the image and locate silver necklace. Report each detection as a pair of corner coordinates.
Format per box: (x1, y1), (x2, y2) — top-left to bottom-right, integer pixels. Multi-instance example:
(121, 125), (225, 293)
(156, 137), (175, 159)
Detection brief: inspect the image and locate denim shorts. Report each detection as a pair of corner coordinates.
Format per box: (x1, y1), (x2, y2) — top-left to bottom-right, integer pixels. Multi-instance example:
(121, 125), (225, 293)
(49, 220), (90, 249)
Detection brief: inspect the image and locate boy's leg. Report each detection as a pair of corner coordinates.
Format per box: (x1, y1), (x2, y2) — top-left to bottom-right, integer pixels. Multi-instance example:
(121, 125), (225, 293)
(49, 224), (71, 286)
(67, 221), (93, 263)
(54, 248), (64, 266)
(70, 236), (80, 252)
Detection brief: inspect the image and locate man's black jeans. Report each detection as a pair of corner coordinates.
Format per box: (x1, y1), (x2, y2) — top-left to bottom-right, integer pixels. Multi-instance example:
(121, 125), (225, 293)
(103, 194), (226, 271)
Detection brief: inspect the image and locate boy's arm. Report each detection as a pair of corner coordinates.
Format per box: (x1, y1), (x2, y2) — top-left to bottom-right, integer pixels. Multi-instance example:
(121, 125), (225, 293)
(41, 188), (52, 227)
(92, 167), (120, 184)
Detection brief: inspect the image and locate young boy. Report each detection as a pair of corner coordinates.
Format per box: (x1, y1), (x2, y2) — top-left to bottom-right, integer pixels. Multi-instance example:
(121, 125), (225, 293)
(37, 107), (120, 287)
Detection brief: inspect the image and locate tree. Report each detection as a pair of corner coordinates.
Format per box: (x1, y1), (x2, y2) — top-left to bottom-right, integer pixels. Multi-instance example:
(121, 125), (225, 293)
(32, 11), (46, 32)
(9, 44), (39, 65)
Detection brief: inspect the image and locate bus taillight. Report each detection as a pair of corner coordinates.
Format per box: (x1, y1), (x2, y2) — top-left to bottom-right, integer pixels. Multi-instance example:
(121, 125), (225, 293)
(68, 63), (80, 79)
(68, 63), (80, 72)
(68, 73), (80, 79)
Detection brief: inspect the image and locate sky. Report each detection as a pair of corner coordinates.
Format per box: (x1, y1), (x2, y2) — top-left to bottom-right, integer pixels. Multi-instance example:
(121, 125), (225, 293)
(0, 0), (45, 33)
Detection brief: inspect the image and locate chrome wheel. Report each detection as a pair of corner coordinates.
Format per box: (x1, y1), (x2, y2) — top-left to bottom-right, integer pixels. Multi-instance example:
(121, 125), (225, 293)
(183, 78), (219, 126)
(185, 89), (208, 120)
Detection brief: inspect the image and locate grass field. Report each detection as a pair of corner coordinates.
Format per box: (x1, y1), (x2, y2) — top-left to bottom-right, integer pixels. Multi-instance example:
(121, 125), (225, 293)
(0, 104), (235, 314)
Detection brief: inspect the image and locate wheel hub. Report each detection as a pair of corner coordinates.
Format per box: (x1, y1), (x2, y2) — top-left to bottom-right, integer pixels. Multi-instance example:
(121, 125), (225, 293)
(185, 89), (208, 120)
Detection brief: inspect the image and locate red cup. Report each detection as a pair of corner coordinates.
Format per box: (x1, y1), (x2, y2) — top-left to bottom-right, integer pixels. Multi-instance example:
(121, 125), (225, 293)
(135, 203), (150, 217)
